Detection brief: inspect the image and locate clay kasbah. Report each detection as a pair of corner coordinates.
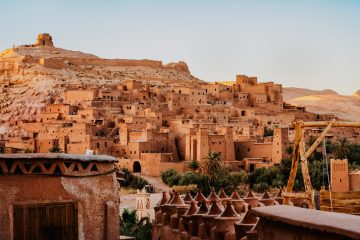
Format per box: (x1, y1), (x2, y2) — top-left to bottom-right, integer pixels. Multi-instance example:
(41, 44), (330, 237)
(1, 3), (360, 239)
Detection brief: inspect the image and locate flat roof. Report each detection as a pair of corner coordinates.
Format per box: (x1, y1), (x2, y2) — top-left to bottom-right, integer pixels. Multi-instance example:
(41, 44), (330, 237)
(251, 205), (360, 239)
(0, 153), (117, 162)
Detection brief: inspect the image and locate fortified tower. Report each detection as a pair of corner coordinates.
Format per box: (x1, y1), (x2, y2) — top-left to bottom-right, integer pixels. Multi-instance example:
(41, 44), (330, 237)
(331, 159), (349, 192)
(35, 33), (54, 47)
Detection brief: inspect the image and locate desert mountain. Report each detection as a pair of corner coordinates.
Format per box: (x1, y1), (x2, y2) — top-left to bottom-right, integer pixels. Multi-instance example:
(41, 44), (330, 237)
(353, 89), (360, 97)
(283, 87), (360, 121)
(0, 34), (202, 126)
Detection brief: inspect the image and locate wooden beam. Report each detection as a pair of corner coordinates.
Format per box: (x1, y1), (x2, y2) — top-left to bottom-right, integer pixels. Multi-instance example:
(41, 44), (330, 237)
(300, 136), (313, 192)
(298, 120), (335, 209)
(282, 192), (310, 199)
(302, 119), (336, 160)
(284, 122), (302, 205)
(299, 135), (315, 209)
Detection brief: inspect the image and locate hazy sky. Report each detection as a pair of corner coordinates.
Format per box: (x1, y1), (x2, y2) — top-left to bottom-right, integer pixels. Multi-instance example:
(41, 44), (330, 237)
(1, 0), (359, 95)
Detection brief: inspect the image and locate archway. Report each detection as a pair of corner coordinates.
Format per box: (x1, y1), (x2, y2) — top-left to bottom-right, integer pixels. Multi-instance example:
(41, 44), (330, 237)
(133, 161), (141, 173)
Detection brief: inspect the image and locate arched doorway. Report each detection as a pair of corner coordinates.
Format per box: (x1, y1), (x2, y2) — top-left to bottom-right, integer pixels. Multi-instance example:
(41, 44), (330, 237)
(133, 161), (141, 173)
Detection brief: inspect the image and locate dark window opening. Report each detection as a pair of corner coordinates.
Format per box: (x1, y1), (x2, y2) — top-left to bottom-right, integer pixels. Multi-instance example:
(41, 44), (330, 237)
(133, 161), (141, 173)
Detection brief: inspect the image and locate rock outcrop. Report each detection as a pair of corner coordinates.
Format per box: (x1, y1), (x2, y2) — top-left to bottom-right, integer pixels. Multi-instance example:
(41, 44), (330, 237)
(284, 87), (360, 121)
(0, 34), (202, 126)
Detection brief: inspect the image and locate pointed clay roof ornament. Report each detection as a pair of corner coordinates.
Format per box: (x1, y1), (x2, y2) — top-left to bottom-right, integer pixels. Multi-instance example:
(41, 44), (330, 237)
(168, 192), (186, 206)
(166, 189), (175, 204)
(183, 191), (194, 203)
(157, 191), (170, 206)
(194, 190), (207, 202)
(274, 189), (283, 198)
(184, 201), (199, 216)
(259, 190), (275, 206)
(207, 188), (221, 202)
(230, 191), (242, 200)
(218, 188), (230, 199)
(244, 189), (256, 199)
(195, 200), (210, 215)
(207, 200), (223, 216)
(274, 189), (284, 204)
(217, 202), (240, 218)
(260, 191), (272, 200)
(243, 189), (259, 208)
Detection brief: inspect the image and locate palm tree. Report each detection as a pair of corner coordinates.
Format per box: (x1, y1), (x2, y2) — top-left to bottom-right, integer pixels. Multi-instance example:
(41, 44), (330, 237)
(188, 160), (200, 173)
(333, 138), (351, 159)
(120, 208), (152, 239)
(120, 208), (137, 237)
(203, 151), (222, 186)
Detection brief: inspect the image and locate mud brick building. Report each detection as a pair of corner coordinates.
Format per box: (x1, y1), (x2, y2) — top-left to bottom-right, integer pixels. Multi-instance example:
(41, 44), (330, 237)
(0, 153), (120, 240)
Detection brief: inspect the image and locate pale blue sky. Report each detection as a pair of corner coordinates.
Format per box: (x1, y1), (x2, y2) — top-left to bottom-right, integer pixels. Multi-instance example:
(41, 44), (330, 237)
(1, 0), (359, 94)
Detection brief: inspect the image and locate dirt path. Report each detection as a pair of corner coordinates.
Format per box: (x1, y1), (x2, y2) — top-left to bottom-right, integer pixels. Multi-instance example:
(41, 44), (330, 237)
(134, 173), (170, 192)
(120, 174), (170, 220)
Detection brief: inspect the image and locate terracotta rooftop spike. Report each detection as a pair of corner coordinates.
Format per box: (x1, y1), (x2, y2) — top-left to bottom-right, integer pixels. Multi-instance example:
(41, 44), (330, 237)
(157, 191), (170, 206)
(168, 192), (186, 205)
(207, 201), (223, 216)
(195, 200), (210, 215)
(230, 191), (242, 200)
(183, 191), (194, 203)
(194, 191), (207, 202)
(260, 191), (272, 200)
(218, 188), (230, 199)
(207, 189), (221, 202)
(166, 190), (175, 204)
(218, 202), (240, 218)
(245, 189), (256, 199)
(184, 201), (199, 216)
(274, 189), (283, 198)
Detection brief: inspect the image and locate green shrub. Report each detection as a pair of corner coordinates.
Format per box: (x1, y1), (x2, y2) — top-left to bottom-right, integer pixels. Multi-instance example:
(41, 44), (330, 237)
(349, 144), (360, 166)
(49, 146), (62, 153)
(178, 172), (211, 194)
(161, 169), (180, 186)
(187, 160), (200, 172)
(162, 166), (248, 196)
(264, 127), (274, 137)
(172, 184), (198, 194)
(218, 171), (248, 195)
(134, 217), (152, 240)
(121, 168), (149, 189)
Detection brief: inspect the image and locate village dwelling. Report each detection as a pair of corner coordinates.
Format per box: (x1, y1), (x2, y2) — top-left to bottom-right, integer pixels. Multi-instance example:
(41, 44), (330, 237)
(2, 73), (360, 178)
(0, 153), (120, 240)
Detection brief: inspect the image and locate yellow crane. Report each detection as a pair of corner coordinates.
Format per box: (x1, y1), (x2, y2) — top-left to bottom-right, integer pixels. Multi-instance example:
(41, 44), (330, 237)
(283, 120), (360, 209)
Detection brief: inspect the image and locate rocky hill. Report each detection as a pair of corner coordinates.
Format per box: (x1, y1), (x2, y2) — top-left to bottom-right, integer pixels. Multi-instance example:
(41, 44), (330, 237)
(283, 87), (360, 121)
(0, 34), (202, 127)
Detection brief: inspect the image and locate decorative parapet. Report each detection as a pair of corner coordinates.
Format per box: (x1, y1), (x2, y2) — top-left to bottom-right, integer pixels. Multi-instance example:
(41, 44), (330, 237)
(0, 153), (117, 177)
